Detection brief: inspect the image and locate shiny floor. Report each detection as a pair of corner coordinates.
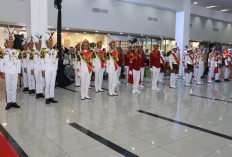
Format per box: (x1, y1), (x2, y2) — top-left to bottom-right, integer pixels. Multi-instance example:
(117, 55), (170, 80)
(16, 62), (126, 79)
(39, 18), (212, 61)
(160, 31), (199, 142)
(1, 76), (232, 157)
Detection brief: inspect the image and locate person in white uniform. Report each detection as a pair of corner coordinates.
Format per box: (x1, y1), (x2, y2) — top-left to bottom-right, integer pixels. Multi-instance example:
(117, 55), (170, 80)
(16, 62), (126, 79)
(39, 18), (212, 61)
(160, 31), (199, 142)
(1, 28), (21, 110)
(41, 32), (58, 104)
(158, 50), (166, 84)
(93, 40), (105, 93)
(207, 46), (216, 83)
(27, 36), (36, 94)
(21, 38), (29, 92)
(224, 48), (232, 81)
(195, 45), (205, 85)
(184, 48), (194, 87)
(169, 46), (180, 88)
(106, 40), (119, 96)
(72, 42), (81, 87)
(78, 39), (93, 100)
(33, 35), (45, 98)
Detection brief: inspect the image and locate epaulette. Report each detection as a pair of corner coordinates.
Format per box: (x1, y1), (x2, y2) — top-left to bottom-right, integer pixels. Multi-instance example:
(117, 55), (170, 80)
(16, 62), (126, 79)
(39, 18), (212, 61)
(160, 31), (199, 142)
(29, 51), (34, 60)
(0, 48), (4, 60)
(17, 50), (22, 60)
(41, 49), (46, 59)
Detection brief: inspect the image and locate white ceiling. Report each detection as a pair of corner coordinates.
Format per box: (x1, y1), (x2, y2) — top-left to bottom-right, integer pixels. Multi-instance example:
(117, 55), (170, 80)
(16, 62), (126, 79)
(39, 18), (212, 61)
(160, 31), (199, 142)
(192, 0), (232, 13)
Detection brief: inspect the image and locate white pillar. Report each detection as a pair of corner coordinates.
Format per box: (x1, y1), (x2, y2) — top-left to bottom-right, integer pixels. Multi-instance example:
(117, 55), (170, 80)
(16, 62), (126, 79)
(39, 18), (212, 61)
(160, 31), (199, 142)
(26, 0), (48, 48)
(175, 0), (190, 76)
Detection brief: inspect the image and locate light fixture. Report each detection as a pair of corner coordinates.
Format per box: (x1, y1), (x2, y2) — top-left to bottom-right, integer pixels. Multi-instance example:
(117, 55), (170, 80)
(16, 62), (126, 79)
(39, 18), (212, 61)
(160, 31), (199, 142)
(206, 6), (216, 9)
(194, 2), (197, 4)
(141, 34), (143, 36)
(107, 34), (110, 35)
(75, 33), (79, 34)
(120, 32), (123, 35)
(221, 9), (228, 12)
(95, 30), (98, 32)
(66, 28), (70, 30)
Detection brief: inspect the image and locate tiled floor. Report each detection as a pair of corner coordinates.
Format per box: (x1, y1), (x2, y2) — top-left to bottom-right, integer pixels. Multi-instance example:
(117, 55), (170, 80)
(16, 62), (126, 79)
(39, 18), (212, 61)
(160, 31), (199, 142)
(1, 76), (232, 157)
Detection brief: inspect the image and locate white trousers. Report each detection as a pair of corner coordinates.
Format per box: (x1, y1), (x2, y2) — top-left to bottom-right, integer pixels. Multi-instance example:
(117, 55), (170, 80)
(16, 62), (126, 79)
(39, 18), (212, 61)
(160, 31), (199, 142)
(158, 72), (164, 83)
(45, 70), (56, 99)
(183, 66), (185, 80)
(27, 69), (35, 90)
(34, 69), (44, 94)
(125, 66), (129, 83)
(197, 61), (204, 83)
(215, 68), (221, 81)
(117, 67), (122, 83)
(140, 67), (144, 82)
(133, 69), (140, 91)
(108, 70), (117, 95)
(80, 71), (91, 98)
(74, 69), (81, 86)
(208, 63), (215, 82)
(152, 67), (160, 89)
(23, 71), (28, 88)
(224, 68), (230, 79)
(185, 72), (193, 86)
(170, 73), (177, 87)
(5, 73), (18, 103)
(194, 67), (198, 81)
(95, 68), (104, 91)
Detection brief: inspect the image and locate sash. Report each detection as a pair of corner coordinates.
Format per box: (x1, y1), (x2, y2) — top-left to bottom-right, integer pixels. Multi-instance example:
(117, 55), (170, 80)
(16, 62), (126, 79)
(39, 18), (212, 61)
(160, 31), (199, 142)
(188, 54), (194, 63)
(160, 57), (166, 69)
(29, 51), (34, 60)
(109, 51), (118, 70)
(80, 52), (93, 73)
(95, 51), (105, 68)
(171, 53), (179, 67)
(0, 48), (3, 60)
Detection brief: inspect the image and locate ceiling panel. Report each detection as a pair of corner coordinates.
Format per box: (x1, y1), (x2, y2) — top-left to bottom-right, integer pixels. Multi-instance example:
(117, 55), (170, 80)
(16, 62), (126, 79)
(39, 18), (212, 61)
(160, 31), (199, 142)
(192, 0), (232, 13)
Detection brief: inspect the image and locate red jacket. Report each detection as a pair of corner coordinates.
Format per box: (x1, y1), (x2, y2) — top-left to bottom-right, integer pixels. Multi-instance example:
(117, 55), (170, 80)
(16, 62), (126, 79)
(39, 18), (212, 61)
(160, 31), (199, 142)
(124, 51), (130, 66)
(139, 50), (145, 68)
(129, 52), (141, 71)
(118, 51), (123, 67)
(150, 50), (161, 68)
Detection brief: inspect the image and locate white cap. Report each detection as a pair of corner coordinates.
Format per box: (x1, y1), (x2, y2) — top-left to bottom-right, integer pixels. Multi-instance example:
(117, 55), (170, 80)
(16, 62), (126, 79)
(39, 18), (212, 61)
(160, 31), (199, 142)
(34, 34), (42, 44)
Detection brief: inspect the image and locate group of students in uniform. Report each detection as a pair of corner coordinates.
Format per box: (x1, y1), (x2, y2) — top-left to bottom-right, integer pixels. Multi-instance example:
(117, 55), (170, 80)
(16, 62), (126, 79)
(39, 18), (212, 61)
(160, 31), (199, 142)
(0, 28), (59, 110)
(0, 27), (232, 110)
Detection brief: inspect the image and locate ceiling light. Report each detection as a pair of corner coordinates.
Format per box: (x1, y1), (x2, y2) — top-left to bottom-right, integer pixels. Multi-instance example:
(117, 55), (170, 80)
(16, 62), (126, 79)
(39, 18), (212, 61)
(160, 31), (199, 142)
(120, 32), (123, 34)
(206, 6), (216, 9)
(107, 34), (110, 35)
(75, 33), (79, 34)
(221, 9), (228, 12)
(66, 28), (70, 30)
(141, 34), (143, 36)
(194, 2), (197, 4)
(95, 30), (98, 32)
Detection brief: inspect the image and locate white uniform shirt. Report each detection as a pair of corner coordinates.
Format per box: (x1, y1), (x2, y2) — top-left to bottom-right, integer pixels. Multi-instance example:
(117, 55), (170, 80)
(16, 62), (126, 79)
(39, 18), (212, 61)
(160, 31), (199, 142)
(42, 48), (58, 71)
(27, 50), (34, 70)
(79, 50), (91, 73)
(33, 49), (43, 70)
(21, 50), (28, 69)
(93, 49), (103, 70)
(2, 48), (21, 74)
(185, 54), (194, 67)
(169, 52), (179, 69)
(107, 50), (117, 72)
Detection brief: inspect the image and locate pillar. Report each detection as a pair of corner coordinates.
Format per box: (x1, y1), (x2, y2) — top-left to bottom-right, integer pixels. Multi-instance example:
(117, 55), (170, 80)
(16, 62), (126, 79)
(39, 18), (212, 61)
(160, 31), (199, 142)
(26, 0), (48, 48)
(175, 0), (191, 76)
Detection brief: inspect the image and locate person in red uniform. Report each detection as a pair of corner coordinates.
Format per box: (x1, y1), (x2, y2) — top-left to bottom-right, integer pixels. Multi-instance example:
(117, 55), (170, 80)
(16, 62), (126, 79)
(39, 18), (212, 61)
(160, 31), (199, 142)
(128, 43), (141, 94)
(93, 40), (105, 92)
(124, 46), (132, 85)
(150, 43), (161, 91)
(78, 39), (93, 100)
(116, 47), (123, 84)
(139, 45), (145, 88)
(106, 40), (119, 96)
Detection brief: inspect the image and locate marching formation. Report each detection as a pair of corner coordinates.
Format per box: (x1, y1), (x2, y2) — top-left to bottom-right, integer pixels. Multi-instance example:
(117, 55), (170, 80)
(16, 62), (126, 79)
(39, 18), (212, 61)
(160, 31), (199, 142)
(0, 28), (232, 111)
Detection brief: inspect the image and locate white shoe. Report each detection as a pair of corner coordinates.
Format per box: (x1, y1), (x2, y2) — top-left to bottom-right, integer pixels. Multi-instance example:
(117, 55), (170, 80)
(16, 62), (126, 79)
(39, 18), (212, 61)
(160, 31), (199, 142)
(207, 80), (213, 83)
(81, 96), (85, 100)
(185, 84), (191, 87)
(85, 96), (91, 99)
(117, 81), (121, 84)
(89, 86), (92, 89)
(99, 89), (104, 92)
(140, 85), (144, 88)
(155, 87), (160, 91)
(170, 86), (177, 89)
(196, 82), (203, 85)
(136, 90), (141, 94)
(132, 90), (137, 94)
(113, 92), (118, 96)
(95, 90), (99, 93)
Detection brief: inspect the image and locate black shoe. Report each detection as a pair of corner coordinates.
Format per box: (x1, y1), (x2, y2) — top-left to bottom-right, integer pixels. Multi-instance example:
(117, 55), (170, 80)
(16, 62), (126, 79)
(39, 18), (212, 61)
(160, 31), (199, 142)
(49, 98), (58, 103)
(29, 90), (33, 94)
(224, 79), (230, 81)
(46, 99), (50, 104)
(36, 94), (40, 99)
(40, 93), (45, 98)
(32, 90), (35, 93)
(5, 103), (12, 110)
(12, 102), (20, 108)
(215, 80), (221, 82)
(23, 88), (29, 92)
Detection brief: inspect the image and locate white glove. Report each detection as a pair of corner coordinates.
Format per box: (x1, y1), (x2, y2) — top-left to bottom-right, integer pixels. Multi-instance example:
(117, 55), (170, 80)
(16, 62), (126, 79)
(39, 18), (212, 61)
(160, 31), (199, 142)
(129, 71), (132, 75)
(150, 68), (152, 72)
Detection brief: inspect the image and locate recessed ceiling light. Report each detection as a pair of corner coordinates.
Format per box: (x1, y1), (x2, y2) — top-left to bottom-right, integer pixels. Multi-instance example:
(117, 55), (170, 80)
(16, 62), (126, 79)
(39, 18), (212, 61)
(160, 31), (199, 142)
(221, 9), (228, 12)
(66, 28), (70, 30)
(95, 30), (98, 32)
(194, 2), (197, 4)
(120, 32), (123, 34)
(107, 34), (110, 35)
(206, 6), (216, 9)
